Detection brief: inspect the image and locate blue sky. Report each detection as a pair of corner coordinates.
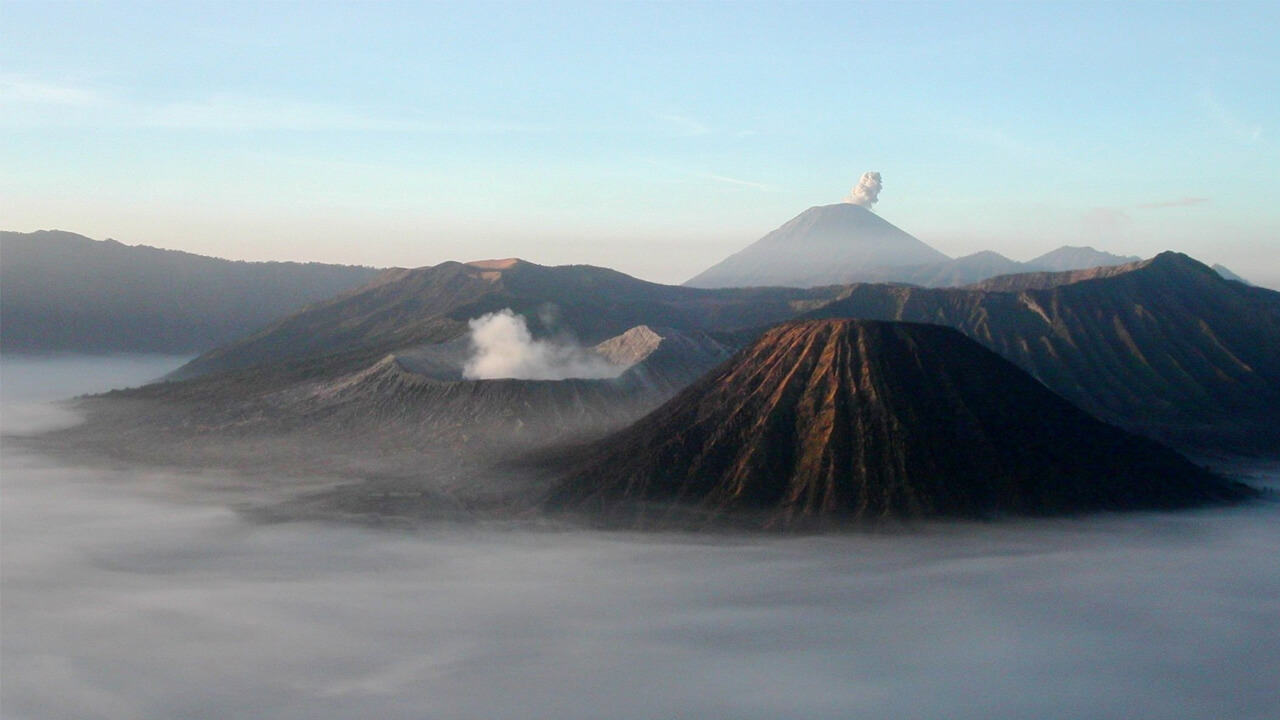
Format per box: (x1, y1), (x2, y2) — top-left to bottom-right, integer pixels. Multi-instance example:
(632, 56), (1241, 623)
(3, 1), (1277, 286)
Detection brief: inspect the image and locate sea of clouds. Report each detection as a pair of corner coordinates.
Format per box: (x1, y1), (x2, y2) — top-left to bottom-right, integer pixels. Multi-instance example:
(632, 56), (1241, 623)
(2, 356), (1278, 720)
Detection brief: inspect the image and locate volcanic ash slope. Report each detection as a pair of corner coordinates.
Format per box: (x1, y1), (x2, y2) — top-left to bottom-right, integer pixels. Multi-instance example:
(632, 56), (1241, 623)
(548, 320), (1254, 524)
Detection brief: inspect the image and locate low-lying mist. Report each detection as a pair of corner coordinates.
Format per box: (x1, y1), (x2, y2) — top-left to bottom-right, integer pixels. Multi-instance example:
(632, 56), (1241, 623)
(3, 357), (1279, 720)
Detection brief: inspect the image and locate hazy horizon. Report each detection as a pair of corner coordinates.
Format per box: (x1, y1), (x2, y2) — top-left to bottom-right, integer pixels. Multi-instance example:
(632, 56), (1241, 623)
(3, 2), (1277, 287)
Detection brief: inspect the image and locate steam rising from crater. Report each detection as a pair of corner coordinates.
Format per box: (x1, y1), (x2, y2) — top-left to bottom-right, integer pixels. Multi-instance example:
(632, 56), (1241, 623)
(845, 171), (883, 208)
(462, 309), (625, 380)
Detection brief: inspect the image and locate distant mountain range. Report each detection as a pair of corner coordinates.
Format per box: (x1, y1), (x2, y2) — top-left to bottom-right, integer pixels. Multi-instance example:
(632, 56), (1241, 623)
(0, 230), (380, 354)
(168, 258), (842, 382)
(138, 247), (1280, 456)
(684, 203), (1144, 289)
(38, 236), (1279, 526)
(548, 320), (1253, 523)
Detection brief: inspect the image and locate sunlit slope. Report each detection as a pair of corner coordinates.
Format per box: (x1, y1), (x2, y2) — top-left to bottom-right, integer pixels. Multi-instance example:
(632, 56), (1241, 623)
(550, 320), (1254, 522)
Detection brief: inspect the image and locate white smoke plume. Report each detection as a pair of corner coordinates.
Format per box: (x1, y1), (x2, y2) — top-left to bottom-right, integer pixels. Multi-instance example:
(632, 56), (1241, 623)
(844, 171), (883, 208)
(462, 309), (625, 381)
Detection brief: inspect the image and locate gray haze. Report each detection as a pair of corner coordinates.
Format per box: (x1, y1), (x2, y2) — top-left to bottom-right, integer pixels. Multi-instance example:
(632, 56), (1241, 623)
(3, 357), (1279, 719)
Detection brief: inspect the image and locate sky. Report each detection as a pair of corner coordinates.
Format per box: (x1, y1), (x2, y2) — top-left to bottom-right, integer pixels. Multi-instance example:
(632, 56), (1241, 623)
(2, 1), (1277, 287)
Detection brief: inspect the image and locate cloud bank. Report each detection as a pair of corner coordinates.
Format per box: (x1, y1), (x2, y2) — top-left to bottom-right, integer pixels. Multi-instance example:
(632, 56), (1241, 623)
(3, 357), (1279, 720)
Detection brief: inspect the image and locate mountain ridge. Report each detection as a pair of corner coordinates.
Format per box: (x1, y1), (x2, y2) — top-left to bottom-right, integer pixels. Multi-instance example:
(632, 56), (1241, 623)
(803, 252), (1280, 453)
(169, 259), (844, 382)
(0, 230), (381, 354)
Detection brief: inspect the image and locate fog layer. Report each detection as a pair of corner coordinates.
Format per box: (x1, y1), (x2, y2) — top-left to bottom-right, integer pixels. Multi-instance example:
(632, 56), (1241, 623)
(3, 357), (1279, 719)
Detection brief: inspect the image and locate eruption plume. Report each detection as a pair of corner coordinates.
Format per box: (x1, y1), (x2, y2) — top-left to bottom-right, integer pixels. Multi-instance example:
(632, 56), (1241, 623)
(845, 171), (883, 208)
(462, 309), (625, 381)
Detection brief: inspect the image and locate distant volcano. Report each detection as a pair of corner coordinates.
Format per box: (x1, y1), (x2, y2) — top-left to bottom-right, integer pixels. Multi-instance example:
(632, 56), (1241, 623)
(548, 319), (1253, 523)
(684, 203), (950, 288)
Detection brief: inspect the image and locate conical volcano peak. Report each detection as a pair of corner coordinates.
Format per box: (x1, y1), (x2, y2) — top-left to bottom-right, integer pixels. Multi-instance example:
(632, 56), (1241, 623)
(773, 203), (898, 236)
(684, 205), (950, 289)
(548, 319), (1253, 524)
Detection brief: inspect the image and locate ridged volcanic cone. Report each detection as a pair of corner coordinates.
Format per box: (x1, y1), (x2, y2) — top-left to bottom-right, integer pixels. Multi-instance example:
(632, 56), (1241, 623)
(548, 320), (1253, 522)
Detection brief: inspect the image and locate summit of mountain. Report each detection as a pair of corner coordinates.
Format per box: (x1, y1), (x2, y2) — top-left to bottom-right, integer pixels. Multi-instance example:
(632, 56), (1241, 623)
(547, 320), (1253, 524)
(684, 203), (951, 289)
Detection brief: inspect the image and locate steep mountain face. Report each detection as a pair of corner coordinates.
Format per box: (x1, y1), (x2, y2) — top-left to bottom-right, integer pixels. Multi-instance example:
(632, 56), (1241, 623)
(172, 258), (841, 382)
(804, 253), (1280, 453)
(549, 320), (1251, 523)
(0, 230), (381, 354)
(684, 204), (951, 288)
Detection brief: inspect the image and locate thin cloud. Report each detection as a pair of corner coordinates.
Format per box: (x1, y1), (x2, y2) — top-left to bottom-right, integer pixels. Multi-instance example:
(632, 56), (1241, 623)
(654, 111), (711, 137)
(0, 74), (536, 134)
(1082, 196), (1210, 239)
(1082, 206), (1134, 236)
(1135, 197), (1210, 210)
(1199, 89), (1263, 144)
(142, 94), (426, 132)
(0, 75), (106, 107)
(696, 171), (778, 191)
(644, 159), (778, 192)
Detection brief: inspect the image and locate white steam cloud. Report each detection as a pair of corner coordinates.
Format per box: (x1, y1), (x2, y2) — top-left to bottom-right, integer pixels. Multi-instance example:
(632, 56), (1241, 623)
(844, 171), (883, 208)
(462, 309), (625, 381)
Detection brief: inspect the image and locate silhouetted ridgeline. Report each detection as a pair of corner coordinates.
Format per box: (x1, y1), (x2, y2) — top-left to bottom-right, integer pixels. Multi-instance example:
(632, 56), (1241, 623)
(0, 230), (381, 354)
(549, 320), (1255, 524)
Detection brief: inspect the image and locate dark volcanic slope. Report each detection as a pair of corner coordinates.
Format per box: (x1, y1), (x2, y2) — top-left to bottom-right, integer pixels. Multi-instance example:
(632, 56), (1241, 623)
(804, 253), (1280, 454)
(550, 320), (1252, 523)
(0, 230), (379, 354)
